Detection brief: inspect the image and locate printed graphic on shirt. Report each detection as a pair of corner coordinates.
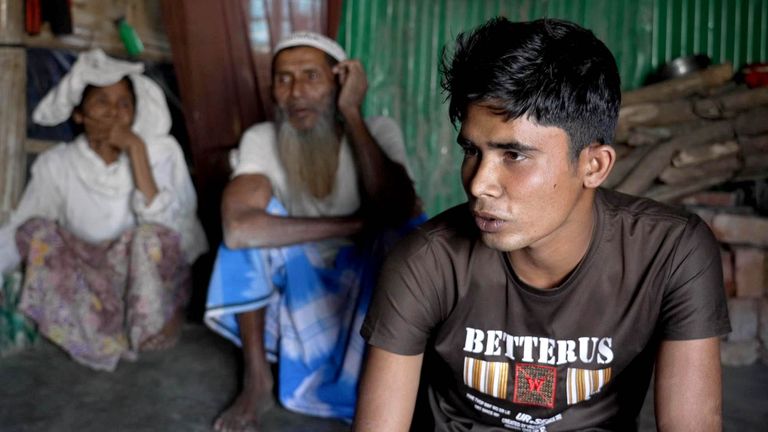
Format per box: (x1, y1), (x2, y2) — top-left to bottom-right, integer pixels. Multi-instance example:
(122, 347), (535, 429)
(466, 393), (563, 431)
(461, 328), (614, 419)
(566, 367), (612, 405)
(513, 363), (557, 408)
(463, 327), (614, 365)
(463, 357), (510, 399)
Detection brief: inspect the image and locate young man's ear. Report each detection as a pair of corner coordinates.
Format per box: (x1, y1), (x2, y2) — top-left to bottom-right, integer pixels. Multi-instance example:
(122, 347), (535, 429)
(581, 143), (615, 188)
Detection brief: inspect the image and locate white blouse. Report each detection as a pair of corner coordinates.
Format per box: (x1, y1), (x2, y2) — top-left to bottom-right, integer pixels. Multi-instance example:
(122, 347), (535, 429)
(0, 134), (208, 273)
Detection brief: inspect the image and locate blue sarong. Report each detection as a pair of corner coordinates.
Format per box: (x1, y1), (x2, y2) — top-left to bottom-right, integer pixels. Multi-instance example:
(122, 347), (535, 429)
(205, 198), (425, 420)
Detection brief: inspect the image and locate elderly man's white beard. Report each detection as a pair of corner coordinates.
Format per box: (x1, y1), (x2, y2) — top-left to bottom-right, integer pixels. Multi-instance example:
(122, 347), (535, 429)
(276, 100), (340, 204)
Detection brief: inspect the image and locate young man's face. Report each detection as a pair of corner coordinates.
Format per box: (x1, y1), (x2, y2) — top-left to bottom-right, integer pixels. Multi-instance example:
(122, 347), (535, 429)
(272, 46), (337, 131)
(459, 103), (591, 252)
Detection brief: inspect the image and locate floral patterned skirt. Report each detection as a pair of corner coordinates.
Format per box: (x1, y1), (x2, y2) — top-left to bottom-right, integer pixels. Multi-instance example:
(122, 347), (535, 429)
(16, 218), (190, 371)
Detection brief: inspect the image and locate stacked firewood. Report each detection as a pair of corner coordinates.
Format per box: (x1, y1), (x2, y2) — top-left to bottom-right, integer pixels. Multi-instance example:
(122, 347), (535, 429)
(606, 63), (768, 366)
(605, 63), (768, 203)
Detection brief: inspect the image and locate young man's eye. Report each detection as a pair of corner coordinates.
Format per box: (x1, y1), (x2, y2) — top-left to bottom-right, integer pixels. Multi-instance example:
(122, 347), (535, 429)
(461, 146), (478, 157)
(505, 151), (526, 161)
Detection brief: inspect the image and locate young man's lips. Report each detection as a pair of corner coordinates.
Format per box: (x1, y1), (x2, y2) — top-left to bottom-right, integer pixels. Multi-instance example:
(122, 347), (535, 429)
(474, 214), (505, 233)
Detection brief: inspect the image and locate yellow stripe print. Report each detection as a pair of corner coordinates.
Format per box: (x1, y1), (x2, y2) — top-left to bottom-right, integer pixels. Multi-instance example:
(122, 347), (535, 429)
(566, 367), (612, 405)
(463, 357), (510, 399)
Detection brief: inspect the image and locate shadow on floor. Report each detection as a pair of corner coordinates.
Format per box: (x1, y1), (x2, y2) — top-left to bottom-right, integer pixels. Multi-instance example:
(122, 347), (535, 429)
(0, 324), (766, 431)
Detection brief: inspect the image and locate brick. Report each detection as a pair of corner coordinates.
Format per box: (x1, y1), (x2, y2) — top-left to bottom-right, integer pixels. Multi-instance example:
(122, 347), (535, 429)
(721, 249), (736, 297)
(734, 247), (765, 298)
(711, 213), (768, 247)
(760, 299), (768, 349)
(720, 340), (759, 366)
(727, 298), (759, 342)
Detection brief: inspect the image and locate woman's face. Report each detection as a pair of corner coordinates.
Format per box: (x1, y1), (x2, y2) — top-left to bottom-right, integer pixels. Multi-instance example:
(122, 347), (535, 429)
(75, 79), (136, 132)
(73, 79), (136, 163)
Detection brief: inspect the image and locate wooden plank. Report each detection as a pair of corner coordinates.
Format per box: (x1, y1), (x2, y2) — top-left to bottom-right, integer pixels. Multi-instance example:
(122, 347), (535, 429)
(621, 63), (734, 106)
(644, 173), (733, 203)
(671, 140), (739, 167)
(659, 156), (740, 184)
(0, 0), (26, 224)
(24, 139), (57, 155)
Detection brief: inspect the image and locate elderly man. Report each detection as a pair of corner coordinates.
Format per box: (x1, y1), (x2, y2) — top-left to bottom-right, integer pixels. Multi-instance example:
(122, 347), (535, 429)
(354, 18), (730, 431)
(204, 32), (421, 431)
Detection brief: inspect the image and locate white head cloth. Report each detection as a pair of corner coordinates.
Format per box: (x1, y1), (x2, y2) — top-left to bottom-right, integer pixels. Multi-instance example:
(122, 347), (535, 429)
(32, 48), (171, 138)
(274, 31), (347, 62)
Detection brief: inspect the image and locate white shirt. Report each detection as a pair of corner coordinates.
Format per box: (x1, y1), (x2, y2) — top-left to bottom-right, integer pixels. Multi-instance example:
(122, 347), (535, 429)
(233, 116), (412, 217)
(0, 134), (208, 273)
(231, 116), (412, 265)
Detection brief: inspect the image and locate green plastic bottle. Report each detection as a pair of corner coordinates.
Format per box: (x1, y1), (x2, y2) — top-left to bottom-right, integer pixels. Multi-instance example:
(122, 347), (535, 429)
(116, 17), (144, 57)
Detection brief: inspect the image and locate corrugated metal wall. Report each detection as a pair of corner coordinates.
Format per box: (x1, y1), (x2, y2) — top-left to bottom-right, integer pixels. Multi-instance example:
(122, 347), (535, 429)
(338, 0), (768, 215)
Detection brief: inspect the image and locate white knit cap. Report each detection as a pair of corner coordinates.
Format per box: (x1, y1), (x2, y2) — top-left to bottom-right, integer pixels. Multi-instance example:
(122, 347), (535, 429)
(32, 48), (172, 138)
(274, 31), (347, 62)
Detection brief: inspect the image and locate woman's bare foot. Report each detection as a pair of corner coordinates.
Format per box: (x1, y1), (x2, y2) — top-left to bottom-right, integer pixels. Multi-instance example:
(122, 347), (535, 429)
(213, 369), (274, 432)
(141, 309), (184, 351)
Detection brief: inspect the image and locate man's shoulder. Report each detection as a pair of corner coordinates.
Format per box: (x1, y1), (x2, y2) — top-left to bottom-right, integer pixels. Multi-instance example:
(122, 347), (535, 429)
(363, 115), (403, 141)
(242, 121), (277, 142)
(364, 115), (398, 129)
(597, 188), (715, 255)
(598, 188), (693, 226)
(392, 203), (479, 260)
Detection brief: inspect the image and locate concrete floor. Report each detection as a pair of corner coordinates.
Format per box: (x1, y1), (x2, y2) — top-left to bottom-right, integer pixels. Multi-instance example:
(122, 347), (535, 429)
(1, 324), (766, 432)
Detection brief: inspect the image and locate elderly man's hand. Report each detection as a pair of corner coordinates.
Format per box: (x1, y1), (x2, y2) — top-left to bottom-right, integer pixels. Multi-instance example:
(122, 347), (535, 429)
(333, 60), (368, 116)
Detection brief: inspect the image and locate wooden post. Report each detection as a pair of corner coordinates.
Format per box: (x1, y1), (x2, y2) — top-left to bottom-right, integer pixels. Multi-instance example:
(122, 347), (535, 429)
(0, 0), (26, 225)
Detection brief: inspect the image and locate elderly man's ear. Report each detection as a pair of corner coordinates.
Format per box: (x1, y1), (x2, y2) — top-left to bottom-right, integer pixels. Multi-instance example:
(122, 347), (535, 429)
(581, 143), (616, 188)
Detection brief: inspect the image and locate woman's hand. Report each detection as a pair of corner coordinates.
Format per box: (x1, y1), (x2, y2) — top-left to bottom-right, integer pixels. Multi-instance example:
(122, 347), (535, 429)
(83, 115), (143, 154)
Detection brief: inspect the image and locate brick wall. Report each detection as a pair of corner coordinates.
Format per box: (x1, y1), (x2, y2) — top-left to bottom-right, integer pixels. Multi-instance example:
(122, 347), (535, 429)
(690, 193), (768, 366)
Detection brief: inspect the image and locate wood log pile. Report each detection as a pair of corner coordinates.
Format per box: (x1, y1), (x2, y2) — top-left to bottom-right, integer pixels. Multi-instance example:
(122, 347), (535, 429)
(606, 63), (768, 201)
(606, 63), (768, 366)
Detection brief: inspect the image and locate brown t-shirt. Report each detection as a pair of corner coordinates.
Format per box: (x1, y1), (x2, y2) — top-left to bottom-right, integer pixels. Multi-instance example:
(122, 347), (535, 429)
(362, 188), (731, 431)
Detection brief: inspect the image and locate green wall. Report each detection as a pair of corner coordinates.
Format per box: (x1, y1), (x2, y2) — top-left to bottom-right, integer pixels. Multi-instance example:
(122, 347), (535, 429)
(338, 0), (768, 215)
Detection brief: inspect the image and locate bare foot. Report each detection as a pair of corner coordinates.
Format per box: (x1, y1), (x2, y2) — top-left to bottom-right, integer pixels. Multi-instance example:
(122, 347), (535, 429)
(213, 370), (274, 432)
(141, 309), (184, 351)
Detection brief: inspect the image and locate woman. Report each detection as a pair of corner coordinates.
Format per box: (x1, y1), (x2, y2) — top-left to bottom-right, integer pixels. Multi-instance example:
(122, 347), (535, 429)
(0, 49), (208, 371)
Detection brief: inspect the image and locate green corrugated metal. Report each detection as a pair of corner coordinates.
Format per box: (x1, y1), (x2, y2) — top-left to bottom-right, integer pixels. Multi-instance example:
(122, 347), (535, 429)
(338, 0), (768, 215)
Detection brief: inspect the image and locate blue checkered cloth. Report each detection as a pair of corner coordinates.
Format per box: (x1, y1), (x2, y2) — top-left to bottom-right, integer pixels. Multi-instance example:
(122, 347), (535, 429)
(205, 198), (425, 420)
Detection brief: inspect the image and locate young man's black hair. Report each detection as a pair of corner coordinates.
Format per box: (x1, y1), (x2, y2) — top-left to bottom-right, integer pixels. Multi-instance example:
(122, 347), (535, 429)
(441, 17), (621, 159)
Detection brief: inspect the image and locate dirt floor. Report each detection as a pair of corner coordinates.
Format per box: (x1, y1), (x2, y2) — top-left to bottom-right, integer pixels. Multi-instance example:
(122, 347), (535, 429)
(1, 324), (766, 431)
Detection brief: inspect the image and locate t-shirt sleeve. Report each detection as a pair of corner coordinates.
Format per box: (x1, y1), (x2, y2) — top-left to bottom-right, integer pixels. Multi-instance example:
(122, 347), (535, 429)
(362, 230), (446, 355)
(231, 123), (280, 179)
(365, 116), (414, 180)
(659, 214), (731, 340)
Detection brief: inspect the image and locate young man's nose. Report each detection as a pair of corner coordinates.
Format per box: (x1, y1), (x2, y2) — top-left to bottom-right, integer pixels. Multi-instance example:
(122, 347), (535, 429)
(469, 158), (502, 198)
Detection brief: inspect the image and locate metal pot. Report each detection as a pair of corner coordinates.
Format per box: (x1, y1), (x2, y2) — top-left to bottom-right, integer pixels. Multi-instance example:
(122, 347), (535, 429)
(646, 54), (712, 84)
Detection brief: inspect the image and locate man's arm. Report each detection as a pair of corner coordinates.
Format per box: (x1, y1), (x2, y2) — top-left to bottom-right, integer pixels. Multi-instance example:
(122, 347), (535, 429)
(654, 337), (722, 431)
(334, 60), (419, 224)
(222, 173), (363, 249)
(353, 346), (423, 432)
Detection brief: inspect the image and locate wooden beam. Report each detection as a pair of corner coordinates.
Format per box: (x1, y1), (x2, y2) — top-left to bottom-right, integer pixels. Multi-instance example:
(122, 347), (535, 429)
(0, 0), (26, 225)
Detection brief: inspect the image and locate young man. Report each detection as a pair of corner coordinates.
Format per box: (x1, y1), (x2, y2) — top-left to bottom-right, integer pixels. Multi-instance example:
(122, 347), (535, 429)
(354, 18), (730, 431)
(204, 32), (421, 431)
